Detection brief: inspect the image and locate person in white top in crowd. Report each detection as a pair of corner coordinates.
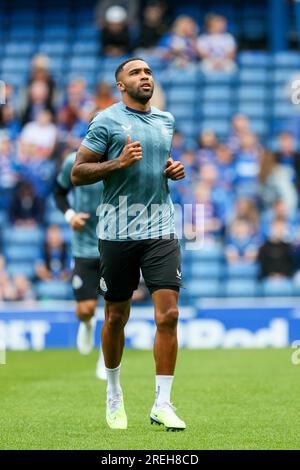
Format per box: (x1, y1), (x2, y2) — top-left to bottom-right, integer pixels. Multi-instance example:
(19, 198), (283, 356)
(197, 13), (237, 74)
(19, 110), (57, 160)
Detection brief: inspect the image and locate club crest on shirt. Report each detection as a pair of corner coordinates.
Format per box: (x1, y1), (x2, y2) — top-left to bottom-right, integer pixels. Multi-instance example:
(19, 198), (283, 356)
(99, 277), (108, 292)
(72, 275), (83, 290)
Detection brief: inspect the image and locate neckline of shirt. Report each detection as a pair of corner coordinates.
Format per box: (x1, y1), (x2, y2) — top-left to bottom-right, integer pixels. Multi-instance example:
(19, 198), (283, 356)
(125, 105), (152, 115)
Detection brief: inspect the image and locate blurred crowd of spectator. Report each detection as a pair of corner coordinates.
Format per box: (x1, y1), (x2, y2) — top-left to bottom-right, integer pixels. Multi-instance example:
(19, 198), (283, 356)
(97, 2), (237, 72)
(0, 2), (300, 302)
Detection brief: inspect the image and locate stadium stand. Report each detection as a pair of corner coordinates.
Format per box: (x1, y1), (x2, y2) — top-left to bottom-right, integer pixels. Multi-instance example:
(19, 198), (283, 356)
(0, 0), (300, 302)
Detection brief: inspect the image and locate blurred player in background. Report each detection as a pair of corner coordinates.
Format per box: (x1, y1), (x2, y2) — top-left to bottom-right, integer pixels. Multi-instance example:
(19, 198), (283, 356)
(54, 152), (106, 380)
(72, 58), (186, 431)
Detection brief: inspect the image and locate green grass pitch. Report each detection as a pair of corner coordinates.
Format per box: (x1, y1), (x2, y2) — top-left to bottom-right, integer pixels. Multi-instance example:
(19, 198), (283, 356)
(0, 348), (299, 450)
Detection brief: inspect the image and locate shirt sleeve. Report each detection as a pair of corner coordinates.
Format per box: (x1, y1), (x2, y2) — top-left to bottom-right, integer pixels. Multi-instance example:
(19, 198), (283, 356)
(56, 154), (74, 189)
(81, 113), (110, 155)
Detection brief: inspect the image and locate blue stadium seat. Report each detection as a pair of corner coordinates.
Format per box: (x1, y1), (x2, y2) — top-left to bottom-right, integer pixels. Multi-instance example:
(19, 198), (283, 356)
(42, 25), (70, 40)
(200, 119), (230, 136)
(272, 84), (286, 100)
(262, 278), (294, 297)
(5, 42), (35, 56)
(96, 72), (116, 86)
(237, 102), (268, 119)
(169, 67), (198, 86)
(48, 57), (66, 74)
(239, 69), (268, 83)
(7, 262), (36, 279)
(175, 120), (197, 139)
(186, 279), (222, 299)
(189, 244), (224, 262)
(225, 279), (260, 297)
(72, 41), (98, 55)
(202, 102), (232, 118)
(3, 227), (43, 246)
(203, 86), (232, 101)
(190, 262), (224, 279)
(36, 281), (73, 300)
(237, 86), (267, 101)
(251, 120), (269, 136)
(65, 71), (97, 88)
(5, 245), (41, 263)
(273, 101), (295, 117)
(69, 56), (97, 72)
(9, 26), (37, 40)
(203, 72), (236, 85)
(2, 57), (30, 73)
(273, 69), (295, 83)
(168, 104), (195, 120)
(39, 41), (70, 56)
(167, 87), (197, 104)
(1, 72), (27, 87)
(273, 52), (300, 68)
(74, 26), (99, 40)
(238, 52), (270, 68)
(225, 263), (259, 279)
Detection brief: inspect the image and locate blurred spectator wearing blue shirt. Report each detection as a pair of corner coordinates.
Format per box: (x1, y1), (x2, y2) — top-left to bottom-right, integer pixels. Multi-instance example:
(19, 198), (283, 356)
(0, 135), (19, 209)
(214, 144), (236, 191)
(0, 104), (21, 140)
(227, 114), (252, 153)
(196, 130), (218, 165)
(275, 132), (300, 190)
(234, 132), (261, 197)
(158, 15), (199, 67)
(225, 218), (259, 265)
(35, 225), (70, 282)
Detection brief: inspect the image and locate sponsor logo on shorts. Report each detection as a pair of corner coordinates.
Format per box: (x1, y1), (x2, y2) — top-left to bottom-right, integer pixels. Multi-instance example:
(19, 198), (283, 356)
(176, 269), (182, 279)
(72, 275), (83, 290)
(100, 277), (108, 292)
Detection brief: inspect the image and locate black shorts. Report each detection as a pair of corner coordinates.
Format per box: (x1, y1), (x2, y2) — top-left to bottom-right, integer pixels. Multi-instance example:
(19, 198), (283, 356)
(98, 238), (182, 302)
(72, 257), (100, 301)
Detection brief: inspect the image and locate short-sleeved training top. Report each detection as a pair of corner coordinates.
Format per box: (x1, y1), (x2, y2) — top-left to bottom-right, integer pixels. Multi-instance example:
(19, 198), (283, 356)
(81, 101), (176, 241)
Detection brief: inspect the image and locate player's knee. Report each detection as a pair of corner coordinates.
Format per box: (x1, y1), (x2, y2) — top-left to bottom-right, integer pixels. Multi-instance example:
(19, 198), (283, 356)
(106, 310), (127, 330)
(156, 307), (178, 331)
(76, 301), (95, 321)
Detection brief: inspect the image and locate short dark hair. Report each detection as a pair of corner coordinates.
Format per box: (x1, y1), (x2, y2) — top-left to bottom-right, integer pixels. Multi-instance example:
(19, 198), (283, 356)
(115, 57), (145, 81)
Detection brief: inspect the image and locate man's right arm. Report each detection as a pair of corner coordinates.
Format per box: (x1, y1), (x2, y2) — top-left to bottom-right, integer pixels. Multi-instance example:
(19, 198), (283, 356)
(71, 135), (142, 186)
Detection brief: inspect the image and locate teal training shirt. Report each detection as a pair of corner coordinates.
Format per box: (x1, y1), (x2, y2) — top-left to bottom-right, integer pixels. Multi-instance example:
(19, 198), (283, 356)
(57, 152), (102, 258)
(81, 101), (176, 241)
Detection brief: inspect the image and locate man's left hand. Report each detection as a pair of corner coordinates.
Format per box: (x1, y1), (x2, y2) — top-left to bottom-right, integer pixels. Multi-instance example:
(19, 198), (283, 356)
(164, 157), (185, 180)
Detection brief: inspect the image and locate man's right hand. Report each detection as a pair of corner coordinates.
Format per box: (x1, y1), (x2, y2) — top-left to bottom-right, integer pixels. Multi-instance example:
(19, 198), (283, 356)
(70, 213), (90, 231)
(117, 135), (142, 169)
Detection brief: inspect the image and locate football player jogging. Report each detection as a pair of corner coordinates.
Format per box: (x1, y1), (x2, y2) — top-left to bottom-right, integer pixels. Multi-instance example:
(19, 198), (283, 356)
(71, 58), (186, 431)
(54, 152), (106, 380)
